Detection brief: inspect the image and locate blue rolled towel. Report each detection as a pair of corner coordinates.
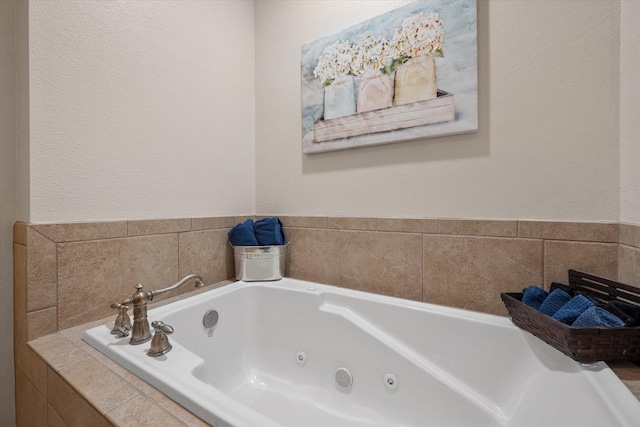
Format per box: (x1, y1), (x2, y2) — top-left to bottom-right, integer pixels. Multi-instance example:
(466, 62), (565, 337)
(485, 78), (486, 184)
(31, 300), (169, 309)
(552, 295), (594, 324)
(253, 217), (286, 246)
(522, 286), (548, 310)
(538, 289), (572, 316)
(228, 219), (259, 246)
(550, 282), (574, 296)
(572, 306), (625, 327)
(577, 292), (607, 308)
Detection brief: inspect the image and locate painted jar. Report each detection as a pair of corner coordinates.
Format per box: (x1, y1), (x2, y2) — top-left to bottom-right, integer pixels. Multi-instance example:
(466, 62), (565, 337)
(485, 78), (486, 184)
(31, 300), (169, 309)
(323, 75), (356, 120)
(357, 72), (393, 113)
(393, 54), (437, 106)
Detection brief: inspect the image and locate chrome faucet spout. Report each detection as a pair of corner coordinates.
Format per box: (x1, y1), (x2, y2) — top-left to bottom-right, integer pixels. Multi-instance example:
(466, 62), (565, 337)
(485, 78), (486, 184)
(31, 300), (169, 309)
(149, 274), (205, 299)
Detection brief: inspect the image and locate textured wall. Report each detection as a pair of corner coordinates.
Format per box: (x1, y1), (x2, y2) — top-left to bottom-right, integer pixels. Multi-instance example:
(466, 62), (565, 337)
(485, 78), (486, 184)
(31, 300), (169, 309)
(255, 0), (621, 221)
(23, 0), (634, 223)
(28, 1), (256, 222)
(620, 1), (640, 225)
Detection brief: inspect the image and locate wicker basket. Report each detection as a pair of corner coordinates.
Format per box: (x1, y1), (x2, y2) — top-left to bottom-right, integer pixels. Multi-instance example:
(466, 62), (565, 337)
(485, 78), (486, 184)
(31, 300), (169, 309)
(501, 270), (640, 363)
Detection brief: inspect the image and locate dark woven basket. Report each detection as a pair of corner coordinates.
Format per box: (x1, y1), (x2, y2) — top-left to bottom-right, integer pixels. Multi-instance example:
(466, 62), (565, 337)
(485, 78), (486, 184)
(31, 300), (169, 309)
(501, 270), (640, 363)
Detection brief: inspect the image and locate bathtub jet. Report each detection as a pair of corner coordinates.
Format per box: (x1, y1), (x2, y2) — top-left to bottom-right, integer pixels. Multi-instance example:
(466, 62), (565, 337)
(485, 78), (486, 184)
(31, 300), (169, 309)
(83, 278), (640, 427)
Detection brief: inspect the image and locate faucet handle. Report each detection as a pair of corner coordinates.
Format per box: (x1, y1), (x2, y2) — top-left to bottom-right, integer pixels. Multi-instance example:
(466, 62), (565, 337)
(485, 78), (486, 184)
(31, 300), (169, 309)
(110, 302), (132, 337)
(148, 321), (174, 357)
(151, 320), (173, 335)
(110, 302), (129, 310)
(151, 320), (174, 335)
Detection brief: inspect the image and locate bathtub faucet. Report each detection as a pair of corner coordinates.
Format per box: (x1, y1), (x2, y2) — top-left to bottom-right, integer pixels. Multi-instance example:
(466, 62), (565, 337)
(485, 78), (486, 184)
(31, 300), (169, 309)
(114, 274), (205, 345)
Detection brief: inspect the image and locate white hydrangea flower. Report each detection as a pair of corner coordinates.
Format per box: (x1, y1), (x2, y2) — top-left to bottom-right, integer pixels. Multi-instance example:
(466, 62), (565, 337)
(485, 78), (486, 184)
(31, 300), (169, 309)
(313, 11), (443, 86)
(313, 40), (358, 86)
(391, 11), (444, 59)
(352, 35), (397, 75)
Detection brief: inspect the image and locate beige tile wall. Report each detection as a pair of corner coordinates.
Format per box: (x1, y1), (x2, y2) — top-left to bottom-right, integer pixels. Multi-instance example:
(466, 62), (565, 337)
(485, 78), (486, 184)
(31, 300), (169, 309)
(16, 217), (237, 340)
(13, 216), (640, 426)
(280, 216), (625, 315)
(14, 216), (632, 337)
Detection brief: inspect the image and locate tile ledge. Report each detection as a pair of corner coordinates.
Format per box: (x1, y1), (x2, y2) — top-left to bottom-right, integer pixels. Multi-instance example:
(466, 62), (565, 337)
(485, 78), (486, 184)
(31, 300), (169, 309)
(27, 282), (237, 427)
(30, 329), (207, 426)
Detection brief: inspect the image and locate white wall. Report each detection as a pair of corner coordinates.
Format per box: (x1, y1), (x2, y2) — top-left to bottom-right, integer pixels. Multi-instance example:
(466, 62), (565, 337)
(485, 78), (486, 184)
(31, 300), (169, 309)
(255, 0), (621, 221)
(28, 0), (256, 223)
(621, 0), (640, 225)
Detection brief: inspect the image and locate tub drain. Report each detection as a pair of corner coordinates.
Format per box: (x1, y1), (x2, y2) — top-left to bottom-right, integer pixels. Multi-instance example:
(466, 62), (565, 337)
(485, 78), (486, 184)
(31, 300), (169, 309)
(335, 367), (353, 389)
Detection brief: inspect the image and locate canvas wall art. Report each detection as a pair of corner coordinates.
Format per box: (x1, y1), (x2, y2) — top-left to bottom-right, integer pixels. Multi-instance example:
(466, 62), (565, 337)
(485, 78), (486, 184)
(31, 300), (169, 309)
(301, 0), (478, 154)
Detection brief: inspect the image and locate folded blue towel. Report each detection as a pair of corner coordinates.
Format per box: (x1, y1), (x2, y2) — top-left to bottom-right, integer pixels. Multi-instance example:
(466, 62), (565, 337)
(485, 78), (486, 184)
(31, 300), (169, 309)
(228, 219), (259, 246)
(572, 306), (625, 327)
(552, 295), (594, 324)
(577, 292), (607, 308)
(522, 286), (548, 310)
(550, 282), (574, 296)
(538, 289), (572, 316)
(253, 217), (286, 246)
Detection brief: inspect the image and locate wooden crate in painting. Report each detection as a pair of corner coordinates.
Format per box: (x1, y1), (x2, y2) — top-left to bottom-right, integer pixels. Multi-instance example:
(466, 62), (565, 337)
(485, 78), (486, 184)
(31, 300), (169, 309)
(313, 90), (454, 143)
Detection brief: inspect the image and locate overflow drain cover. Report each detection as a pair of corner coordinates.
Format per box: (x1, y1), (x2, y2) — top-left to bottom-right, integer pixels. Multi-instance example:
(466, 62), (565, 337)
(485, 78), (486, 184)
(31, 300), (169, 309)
(335, 367), (353, 389)
(202, 310), (219, 328)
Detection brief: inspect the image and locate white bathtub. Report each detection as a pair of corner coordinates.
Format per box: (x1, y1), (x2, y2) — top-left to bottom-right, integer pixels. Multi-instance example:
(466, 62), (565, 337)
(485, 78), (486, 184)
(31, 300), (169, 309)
(83, 278), (640, 426)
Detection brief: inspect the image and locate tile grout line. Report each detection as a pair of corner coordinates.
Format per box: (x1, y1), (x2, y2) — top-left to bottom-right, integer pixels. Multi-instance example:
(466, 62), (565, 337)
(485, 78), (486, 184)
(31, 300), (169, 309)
(541, 239), (546, 288)
(55, 236), (60, 334)
(421, 232), (425, 302)
(176, 230), (181, 282)
(617, 239), (620, 281)
(336, 229), (340, 286)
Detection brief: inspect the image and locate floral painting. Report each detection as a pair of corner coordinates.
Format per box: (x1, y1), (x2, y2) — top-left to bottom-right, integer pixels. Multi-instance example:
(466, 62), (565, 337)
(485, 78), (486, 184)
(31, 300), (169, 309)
(301, 0), (477, 154)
